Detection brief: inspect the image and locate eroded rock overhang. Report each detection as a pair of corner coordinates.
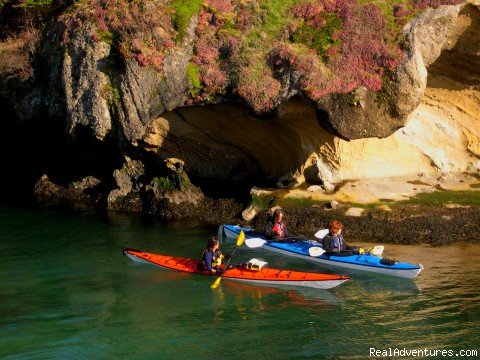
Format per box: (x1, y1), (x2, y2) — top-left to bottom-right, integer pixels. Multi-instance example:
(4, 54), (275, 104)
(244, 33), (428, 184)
(9, 2), (479, 211)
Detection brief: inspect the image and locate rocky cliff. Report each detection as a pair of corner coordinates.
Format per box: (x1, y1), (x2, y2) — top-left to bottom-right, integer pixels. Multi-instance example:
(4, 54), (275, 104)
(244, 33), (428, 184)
(0, 0), (479, 221)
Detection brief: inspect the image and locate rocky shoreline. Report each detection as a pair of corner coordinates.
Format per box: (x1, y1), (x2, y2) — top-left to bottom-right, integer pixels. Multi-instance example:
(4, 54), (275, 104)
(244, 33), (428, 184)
(248, 204), (480, 246)
(32, 172), (480, 246)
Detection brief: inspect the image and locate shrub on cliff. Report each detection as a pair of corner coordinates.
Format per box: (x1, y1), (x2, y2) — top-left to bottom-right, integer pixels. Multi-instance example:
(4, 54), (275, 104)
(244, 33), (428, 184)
(63, 0), (176, 73)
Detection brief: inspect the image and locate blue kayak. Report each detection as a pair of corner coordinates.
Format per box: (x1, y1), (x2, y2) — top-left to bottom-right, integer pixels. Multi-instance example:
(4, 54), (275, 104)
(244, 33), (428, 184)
(221, 224), (423, 279)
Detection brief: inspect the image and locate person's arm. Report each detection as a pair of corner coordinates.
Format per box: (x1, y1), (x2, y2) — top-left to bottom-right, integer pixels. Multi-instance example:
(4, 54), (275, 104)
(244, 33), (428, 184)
(339, 234), (347, 251)
(204, 252), (214, 273)
(322, 235), (333, 252)
(284, 225), (290, 238)
(264, 219), (274, 239)
(331, 236), (341, 252)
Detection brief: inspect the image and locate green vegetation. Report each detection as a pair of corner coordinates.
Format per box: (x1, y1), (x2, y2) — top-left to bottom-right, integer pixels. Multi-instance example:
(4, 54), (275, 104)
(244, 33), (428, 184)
(1, 0), (54, 6)
(350, 190), (480, 209)
(101, 83), (121, 108)
(406, 190), (480, 206)
(97, 30), (115, 45)
(153, 175), (191, 191)
(172, 0), (203, 42)
(292, 14), (342, 59)
(17, 0), (53, 7)
(278, 196), (322, 207)
(245, 0), (296, 51)
(153, 177), (176, 191)
(186, 62), (201, 96)
(251, 194), (273, 208)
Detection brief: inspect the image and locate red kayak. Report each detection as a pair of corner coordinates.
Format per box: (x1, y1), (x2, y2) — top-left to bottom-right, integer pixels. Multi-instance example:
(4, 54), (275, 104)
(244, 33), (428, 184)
(122, 248), (349, 289)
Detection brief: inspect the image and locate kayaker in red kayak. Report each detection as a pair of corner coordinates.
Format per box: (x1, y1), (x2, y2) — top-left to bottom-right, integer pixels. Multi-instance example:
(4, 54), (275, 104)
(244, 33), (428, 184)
(201, 237), (227, 274)
(264, 209), (290, 240)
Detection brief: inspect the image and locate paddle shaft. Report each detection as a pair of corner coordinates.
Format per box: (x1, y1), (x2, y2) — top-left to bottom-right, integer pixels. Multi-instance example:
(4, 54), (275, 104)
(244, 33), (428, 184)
(212, 231), (245, 288)
(223, 244), (240, 271)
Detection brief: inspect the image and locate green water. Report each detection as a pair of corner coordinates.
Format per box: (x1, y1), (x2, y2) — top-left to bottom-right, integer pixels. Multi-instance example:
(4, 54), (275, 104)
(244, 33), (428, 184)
(1, 203), (479, 359)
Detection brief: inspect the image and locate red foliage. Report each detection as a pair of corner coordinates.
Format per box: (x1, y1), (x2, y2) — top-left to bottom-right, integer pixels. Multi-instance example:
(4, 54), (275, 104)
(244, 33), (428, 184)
(189, 7), (231, 101)
(328, 2), (402, 92)
(205, 0), (235, 13)
(291, 2), (329, 30)
(237, 66), (281, 114)
(292, 2), (324, 21)
(236, 7), (252, 31)
(63, 0), (176, 73)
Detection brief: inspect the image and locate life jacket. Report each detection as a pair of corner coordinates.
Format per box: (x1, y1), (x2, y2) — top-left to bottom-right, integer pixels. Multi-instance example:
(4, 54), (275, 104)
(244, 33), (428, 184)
(324, 233), (346, 252)
(272, 222), (286, 238)
(202, 249), (222, 269)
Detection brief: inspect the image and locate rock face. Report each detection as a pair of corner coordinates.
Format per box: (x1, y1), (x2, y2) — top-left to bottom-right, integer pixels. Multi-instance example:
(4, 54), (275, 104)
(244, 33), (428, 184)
(3, 3), (480, 220)
(54, 4), (468, 145)
(318, 4), (463, 140)
(118, 17), (199, 142)
(63, 22), (112, 140)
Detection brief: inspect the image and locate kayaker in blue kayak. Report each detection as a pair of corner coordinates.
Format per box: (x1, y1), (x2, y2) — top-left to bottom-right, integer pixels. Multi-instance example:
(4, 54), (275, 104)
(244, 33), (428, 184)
(202, 237), (228, 274)
(264, 209), (290, 240)
(322, 220), (359, 254)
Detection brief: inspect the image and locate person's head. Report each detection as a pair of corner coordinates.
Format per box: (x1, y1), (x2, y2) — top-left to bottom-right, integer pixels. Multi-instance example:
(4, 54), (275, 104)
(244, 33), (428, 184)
(273, 209), (285, 223)
(207, 236), (219, 250)
(328, 220), (344, 235)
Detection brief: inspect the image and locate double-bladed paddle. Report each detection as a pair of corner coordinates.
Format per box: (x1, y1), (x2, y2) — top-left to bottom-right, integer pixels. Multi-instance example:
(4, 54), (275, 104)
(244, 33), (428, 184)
(244, 236), (326, 257)
(211, 230), (245, 289)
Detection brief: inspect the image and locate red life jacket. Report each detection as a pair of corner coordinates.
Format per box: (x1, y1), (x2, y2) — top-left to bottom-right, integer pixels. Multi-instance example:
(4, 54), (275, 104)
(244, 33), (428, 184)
(272, 222), (286, 238)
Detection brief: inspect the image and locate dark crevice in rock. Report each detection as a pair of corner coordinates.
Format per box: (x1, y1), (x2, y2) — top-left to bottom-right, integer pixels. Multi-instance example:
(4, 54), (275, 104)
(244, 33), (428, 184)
(46, 125), (123, 186)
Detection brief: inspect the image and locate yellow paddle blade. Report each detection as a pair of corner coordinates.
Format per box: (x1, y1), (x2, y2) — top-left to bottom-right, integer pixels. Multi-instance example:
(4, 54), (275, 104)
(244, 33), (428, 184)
(236, 231), (245, 247)
(211, 276), (222, 289)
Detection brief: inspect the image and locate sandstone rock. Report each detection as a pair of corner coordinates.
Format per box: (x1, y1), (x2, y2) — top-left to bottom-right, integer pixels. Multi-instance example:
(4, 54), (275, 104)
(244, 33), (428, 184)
(393, 5), (461, 117)
(142, 117), (170, 148)
(345, 207), (365, 217)
(377, 204), (392, 212)
(306, 185), (324, 193)
(329, 200), (340, 209)
(242, 203), (263, 221)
